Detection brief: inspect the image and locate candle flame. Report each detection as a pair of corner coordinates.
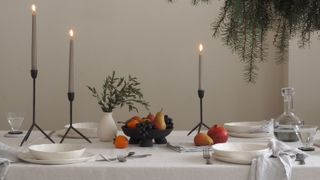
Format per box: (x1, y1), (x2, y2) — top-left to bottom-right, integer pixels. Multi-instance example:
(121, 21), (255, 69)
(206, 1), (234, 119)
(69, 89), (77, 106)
(199, 44), (203, 52)
(31, 4), (36, 12)
(69, 29), (74, 37)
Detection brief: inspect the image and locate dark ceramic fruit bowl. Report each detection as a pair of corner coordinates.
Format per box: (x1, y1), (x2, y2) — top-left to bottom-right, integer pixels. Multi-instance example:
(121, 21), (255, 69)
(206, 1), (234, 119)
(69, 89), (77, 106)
(122, 126), (173, 147)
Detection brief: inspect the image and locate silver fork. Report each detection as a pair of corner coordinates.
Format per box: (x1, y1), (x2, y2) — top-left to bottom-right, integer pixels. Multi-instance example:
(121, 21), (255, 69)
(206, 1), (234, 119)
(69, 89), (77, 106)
(203, 148), (212, 165)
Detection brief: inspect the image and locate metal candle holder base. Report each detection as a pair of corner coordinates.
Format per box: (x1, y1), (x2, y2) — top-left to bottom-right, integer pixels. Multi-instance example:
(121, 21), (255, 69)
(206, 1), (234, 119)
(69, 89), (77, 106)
(60, 92), (91, 143)
(20, 70), (55, 146)
(187, 90), (210, 136)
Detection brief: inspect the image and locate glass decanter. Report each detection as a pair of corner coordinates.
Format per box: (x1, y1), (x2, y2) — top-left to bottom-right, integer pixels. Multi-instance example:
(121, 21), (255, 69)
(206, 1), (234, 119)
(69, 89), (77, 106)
(274, 87), (303, 142)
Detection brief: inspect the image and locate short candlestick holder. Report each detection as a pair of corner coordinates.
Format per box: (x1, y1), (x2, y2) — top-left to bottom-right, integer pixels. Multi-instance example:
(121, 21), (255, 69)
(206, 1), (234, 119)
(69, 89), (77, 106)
(20, 70), (55, 146)
(187, 89), (210, 136)
(60, 92), (91, 143)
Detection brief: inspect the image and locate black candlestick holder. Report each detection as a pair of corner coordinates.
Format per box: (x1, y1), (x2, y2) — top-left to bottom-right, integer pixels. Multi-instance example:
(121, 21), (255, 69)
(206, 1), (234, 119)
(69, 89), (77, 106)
(187, 89), (210, 136)
(20, 70), (55, 146)
(60, 92), (91, 143)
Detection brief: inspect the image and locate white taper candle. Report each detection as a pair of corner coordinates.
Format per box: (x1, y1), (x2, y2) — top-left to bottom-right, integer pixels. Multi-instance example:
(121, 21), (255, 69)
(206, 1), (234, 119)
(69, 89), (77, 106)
(198, 44), (203, 90)
(68, 29), (74, 93)
(31, 4), (37, 70)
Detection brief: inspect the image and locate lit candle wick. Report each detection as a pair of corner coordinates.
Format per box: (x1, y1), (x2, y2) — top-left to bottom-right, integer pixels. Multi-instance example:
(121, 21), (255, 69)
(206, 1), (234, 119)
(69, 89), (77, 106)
(199, 44), (203, 52)
(31, 4), (36, 14)
(69, 29), (74, 37)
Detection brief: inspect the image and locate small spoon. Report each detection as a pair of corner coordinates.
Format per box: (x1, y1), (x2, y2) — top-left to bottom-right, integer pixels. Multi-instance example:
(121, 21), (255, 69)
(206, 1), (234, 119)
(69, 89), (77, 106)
(117, 152), (135, 162)
(99, 152), (135, 162)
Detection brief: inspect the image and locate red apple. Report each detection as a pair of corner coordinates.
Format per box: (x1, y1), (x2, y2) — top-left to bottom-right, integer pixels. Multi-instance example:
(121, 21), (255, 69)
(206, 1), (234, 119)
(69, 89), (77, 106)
(207, 124), (228, 144)
(146, 113), (155, 122)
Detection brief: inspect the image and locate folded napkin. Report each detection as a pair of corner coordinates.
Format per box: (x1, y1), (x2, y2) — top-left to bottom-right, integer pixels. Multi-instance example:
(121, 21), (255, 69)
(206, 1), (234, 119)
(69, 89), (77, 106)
(0, 142), (18, 180)
(248, 139), (307, 180)
(167, 142), (210, 152)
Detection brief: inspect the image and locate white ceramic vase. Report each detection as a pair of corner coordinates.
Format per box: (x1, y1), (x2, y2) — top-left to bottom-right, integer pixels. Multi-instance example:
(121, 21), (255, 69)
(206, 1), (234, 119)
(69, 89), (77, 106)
(97, 112), (118, 142)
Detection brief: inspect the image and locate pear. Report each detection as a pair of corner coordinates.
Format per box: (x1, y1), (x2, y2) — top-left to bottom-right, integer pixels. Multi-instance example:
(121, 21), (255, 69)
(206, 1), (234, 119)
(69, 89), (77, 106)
(154, 109), (166, 130)
(194, 133), (213, 146)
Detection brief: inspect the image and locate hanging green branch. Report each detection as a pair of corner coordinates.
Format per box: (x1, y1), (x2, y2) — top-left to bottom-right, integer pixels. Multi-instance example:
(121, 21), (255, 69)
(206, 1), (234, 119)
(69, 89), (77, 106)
(169, 0), (320, 83)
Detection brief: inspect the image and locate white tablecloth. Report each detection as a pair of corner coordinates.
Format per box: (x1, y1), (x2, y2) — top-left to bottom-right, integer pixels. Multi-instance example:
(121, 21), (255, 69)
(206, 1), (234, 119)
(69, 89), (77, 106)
(1, 130), (320, 180)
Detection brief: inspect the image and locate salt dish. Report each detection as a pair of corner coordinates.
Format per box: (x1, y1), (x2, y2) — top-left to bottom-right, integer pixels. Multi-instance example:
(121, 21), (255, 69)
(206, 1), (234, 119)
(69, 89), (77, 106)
(212, 142), (270, 161)
(28, 144), (86, 160)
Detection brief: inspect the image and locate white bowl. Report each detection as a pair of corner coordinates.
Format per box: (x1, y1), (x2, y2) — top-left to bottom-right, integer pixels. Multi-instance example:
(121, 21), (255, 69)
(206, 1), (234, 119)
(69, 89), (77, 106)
(212, 143), (270, 160)
(28, 144), (86, 160)
(224, 121), (271, 133)
(64, 122), (98, 138)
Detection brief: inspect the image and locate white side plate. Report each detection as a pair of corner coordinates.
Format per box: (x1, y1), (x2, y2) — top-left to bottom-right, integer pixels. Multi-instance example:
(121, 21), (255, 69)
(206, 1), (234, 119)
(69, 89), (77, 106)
(212, 154), (252, 165)
(18, 151), (95, 165)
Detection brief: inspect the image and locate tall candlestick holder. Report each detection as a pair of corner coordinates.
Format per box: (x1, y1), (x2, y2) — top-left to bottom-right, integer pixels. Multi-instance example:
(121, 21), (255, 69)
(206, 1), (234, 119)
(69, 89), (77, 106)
(60, 92), (91, 143)
(187, 89), (210, 136)
(20, 70), (55, 146)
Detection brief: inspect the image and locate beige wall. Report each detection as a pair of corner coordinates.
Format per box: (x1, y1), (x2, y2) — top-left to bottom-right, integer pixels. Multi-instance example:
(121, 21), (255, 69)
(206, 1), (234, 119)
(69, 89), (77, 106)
(289, 36), (320, 126)
(0, 0), (284, 131)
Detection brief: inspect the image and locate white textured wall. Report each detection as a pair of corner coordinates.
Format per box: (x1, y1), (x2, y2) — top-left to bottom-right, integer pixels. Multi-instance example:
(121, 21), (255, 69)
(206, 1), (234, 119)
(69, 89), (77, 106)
(0, 0), (284, 131)
(289, 36), (320, 126)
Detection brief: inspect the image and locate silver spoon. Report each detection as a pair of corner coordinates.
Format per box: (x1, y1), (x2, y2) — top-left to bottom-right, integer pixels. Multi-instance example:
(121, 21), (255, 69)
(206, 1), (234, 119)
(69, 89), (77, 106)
(99, 152), (135, 162)
(117, 152), (135, 162)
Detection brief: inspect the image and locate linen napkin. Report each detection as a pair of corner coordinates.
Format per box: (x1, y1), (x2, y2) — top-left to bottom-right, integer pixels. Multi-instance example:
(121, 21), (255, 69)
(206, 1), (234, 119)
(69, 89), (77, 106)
(248, 139), (307, 180)
(0, 142), (18, 180)
(167, 142), (210, 152)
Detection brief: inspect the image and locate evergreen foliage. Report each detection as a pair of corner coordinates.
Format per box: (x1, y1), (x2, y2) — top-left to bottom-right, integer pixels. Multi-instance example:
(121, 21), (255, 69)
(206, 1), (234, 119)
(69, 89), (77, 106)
(170, 0), (320, 83)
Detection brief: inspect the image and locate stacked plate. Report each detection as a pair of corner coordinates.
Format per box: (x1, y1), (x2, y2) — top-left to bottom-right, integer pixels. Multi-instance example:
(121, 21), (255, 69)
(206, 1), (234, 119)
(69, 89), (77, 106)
(212, 142), (270, 164)
(18, 144), (94, 165)
(224, 120), (273, 138)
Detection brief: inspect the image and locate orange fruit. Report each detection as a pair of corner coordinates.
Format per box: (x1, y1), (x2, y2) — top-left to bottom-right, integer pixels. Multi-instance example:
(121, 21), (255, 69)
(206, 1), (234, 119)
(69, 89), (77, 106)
(132, 116), (144, 123)
(114, 135), (129, 149)
(127, 119), (140, 129)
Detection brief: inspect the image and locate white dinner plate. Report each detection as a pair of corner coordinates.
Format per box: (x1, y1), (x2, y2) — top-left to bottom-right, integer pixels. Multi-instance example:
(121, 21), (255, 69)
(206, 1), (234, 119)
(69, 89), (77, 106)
(212, 143), (270, 160)
(212, 153), (252, 165)
(28, 144), (86, 160)
(228, 131), (273, 138)
(18, 151), (95, 165)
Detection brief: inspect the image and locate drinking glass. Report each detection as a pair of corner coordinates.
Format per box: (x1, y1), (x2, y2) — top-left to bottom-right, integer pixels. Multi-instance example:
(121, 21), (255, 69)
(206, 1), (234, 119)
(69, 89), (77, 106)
(294, 125), (318, 151)
(6, 112), (24, 134)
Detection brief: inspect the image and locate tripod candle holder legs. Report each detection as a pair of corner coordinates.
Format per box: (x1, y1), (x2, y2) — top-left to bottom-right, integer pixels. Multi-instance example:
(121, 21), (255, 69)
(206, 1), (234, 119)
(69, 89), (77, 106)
(20, 70), (55, 146)
(187, 90), (209, 136)
(60, 92), (91, 143)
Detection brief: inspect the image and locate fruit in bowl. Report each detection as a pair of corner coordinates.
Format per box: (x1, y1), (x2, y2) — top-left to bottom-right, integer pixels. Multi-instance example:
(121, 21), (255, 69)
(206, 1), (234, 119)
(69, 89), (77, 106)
(122, 109), (174, 147)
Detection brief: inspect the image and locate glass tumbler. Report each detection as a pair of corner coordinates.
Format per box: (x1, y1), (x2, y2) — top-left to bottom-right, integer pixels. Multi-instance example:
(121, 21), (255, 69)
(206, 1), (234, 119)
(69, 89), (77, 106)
(6, 112), (24, 134)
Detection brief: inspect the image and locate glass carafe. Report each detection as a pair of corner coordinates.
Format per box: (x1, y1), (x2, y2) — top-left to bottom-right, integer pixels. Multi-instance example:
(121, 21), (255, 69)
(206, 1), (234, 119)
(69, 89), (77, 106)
(274, 87), (303, 142)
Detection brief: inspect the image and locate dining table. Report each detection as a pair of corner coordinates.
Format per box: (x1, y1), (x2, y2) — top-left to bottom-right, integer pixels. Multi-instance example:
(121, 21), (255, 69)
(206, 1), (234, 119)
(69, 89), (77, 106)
(1, 130), (320, 180)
